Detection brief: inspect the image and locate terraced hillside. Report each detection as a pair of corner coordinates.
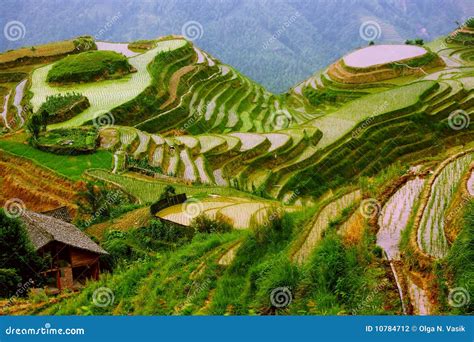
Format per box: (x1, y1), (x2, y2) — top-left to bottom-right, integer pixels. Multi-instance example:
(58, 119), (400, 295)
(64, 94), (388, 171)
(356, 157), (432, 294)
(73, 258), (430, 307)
(28, 38), (287, 134)
(1, 18), (474, 317)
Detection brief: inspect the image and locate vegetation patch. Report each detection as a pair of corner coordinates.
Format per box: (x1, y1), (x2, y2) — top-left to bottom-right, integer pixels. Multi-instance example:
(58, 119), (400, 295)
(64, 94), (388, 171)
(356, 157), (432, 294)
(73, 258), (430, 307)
(34, 127), (99, 154)
(443, 200), (474, 314)
(388, 51), (438, 69)
(0, 210), (45, 298)
(128, 40), (157, 52)
(303, 88), (353, 106)
(0, 134), (112, 180)
(0, 36), (96, 69)
(46, 50), (135, 84)
(36, 92), (90, 124)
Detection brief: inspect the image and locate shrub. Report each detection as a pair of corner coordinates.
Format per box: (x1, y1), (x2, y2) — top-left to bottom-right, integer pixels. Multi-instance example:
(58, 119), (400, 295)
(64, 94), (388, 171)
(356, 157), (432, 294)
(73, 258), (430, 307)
(465, 17), (474, 29)
(76, 181), (131, 227)
(128, 40), (157, 51)
(159, 185), (176, 200)
(29, 289), (49, 304)
(127, 155), (164, 174)
(405, 39), (424, 45)
(303, 88), (339, 106)
(0, 209), (45, 297)
(27, 113), (45, 139)
(37, 92), (90, 124)
(132, 219), (193, 245)
(47, 50), (134, 84)
(72, 36), (97, 51)
(191, 213), (233, 234)
(102, 232), (134, 264)
(0, 268), (21, 298)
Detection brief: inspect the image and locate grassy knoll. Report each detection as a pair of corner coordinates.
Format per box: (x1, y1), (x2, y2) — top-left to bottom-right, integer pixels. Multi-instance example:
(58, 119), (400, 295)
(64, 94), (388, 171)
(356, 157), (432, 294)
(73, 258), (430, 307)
(0, 134), (111, 180)
(47, 51), (134, 84)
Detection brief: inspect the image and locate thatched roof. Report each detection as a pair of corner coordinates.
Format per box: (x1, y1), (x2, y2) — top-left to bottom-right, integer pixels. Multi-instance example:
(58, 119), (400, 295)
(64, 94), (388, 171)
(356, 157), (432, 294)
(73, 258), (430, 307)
(21, 211), (107, 255)
(41, 206), (72, 223)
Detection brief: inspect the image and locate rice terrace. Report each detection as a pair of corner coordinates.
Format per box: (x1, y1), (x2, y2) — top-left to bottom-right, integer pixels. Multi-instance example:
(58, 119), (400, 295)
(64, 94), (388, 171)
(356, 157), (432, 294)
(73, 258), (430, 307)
(0, 7), (474, 319)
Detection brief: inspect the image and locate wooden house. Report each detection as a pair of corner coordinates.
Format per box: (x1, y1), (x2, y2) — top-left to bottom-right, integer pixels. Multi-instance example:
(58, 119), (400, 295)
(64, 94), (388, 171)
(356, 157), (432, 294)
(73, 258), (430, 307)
(20, 210), (108, 292)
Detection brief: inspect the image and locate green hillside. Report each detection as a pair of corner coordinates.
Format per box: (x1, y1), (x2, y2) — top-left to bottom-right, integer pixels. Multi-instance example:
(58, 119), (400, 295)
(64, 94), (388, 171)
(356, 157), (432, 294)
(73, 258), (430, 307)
(0, 18), (473, 317)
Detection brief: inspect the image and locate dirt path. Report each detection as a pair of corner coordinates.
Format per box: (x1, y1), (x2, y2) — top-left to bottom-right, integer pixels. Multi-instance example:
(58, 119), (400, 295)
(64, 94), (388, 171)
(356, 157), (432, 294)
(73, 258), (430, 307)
(217, 242), (241, 266)
(160, 65), (196, 109)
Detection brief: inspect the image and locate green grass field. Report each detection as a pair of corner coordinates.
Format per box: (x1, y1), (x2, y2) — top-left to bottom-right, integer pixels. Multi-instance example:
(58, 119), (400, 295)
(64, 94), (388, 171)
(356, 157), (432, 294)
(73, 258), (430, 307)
(0, 138), (112, 180)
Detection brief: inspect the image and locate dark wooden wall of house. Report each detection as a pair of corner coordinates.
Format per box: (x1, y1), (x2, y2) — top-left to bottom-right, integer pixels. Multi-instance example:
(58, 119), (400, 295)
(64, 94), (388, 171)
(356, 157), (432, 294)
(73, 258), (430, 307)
(70, 248), (100, 267)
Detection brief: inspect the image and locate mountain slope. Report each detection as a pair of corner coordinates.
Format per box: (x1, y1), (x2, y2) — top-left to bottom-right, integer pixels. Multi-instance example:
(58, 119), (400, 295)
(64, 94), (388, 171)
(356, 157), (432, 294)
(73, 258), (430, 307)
(1, 0), (472, 91)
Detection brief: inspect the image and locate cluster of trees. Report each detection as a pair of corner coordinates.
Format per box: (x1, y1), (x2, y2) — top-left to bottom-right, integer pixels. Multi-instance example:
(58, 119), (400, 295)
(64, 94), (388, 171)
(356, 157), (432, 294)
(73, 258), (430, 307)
(27, 92), (86, 139)
(0, 210), (45, 297)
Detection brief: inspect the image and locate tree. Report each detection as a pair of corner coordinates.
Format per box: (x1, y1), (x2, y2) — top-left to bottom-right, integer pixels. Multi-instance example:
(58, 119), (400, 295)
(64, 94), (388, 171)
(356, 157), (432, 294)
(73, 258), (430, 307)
(159, 185), (176, 200)
(76, 181), (127, 226)
(191, 213), (232, 234)
(0, 210), (45, 297)
(26, 114), (42, 139)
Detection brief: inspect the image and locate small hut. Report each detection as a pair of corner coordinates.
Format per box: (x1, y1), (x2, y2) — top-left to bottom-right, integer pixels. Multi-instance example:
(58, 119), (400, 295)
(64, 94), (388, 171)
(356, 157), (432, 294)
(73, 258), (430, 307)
(20, 211), (107, 292)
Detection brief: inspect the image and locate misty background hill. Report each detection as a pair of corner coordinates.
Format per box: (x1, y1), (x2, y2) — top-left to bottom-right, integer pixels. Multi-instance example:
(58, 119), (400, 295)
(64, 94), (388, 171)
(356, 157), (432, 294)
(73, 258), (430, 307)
(1, 0), (472, 92)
